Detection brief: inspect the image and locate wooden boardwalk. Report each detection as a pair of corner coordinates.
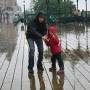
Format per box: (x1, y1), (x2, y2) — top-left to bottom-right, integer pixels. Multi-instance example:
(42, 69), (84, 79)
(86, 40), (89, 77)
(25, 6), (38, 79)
(0, 29), (90, 90)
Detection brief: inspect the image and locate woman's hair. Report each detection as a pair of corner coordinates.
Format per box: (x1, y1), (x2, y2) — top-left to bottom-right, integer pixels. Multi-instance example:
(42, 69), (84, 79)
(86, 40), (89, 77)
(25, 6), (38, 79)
(37, 12), (45, 18)
(34, 12), (47, 34)
(35, 12), (45, 23)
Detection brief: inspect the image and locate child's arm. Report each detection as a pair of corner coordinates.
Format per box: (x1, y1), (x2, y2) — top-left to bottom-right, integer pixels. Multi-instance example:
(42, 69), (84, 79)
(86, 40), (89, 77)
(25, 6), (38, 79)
(50, 33), (59, 44)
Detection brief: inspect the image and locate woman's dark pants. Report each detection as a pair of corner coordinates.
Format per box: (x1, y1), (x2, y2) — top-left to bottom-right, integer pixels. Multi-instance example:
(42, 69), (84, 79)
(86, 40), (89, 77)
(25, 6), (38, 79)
(27, 38), (43, 71)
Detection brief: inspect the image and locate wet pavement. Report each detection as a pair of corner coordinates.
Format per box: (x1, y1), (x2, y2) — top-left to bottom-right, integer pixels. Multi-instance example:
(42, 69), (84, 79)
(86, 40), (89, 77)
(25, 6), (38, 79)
(0, 23), (90, 90)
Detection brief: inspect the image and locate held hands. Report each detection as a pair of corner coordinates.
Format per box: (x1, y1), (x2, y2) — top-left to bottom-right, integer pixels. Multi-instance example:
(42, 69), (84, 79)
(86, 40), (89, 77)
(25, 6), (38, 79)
(42, 35), (47, 41)
(49, 32), (54, 37)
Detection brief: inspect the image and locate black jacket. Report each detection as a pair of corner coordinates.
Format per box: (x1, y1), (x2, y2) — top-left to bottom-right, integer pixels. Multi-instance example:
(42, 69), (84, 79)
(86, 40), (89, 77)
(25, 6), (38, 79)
(26, 19), (47, 39)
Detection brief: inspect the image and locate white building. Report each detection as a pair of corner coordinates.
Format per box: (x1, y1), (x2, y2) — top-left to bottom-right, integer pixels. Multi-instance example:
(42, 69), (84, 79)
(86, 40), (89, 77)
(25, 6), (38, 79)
(0, 0), (21, 23)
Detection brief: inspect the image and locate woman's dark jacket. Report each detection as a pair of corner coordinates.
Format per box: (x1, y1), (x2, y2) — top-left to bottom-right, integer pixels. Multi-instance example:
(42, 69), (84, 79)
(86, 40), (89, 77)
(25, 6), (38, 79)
(26, 19), (47, 39)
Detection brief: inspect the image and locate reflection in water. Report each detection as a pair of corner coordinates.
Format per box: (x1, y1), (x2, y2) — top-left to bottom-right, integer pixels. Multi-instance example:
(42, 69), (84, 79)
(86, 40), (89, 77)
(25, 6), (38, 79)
(52, 71), (64, 90)
(37, 71), (45, 90)
(28, 71), (64, 90)
(28, 73), (36, 90)
(74, 23), (85, 50)
(86, 24), (89, 52)
(0, 23), (18, 61)
(28, 71), (45, 90)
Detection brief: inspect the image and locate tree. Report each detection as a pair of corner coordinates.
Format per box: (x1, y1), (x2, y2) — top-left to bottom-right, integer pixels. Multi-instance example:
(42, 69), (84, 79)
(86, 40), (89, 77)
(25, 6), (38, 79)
(33, 0), (76, 17)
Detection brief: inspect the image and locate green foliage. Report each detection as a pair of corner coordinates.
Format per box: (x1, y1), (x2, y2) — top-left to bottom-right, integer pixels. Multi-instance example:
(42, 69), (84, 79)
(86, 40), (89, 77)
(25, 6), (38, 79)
(13, 0), (76, 25)
(33, 0), (76, 17)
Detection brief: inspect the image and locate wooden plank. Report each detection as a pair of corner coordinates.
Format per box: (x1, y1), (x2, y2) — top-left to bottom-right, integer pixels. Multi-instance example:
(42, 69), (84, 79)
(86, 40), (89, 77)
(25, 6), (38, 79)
(43, 61), (77, 90)
(79, 60), (90, 73)
(0, 53), (7, 70)
(63, 46), (89, 89)
(75, 68), (90, 90)
(64, 48), (90, 75)
(65, 61), (90, 89)
(64, 79), (74, 90)
(10, 32), (25, 90)
(43, 61), (53, 89)
(1, 32), (22, 90)
(65, 61), (85, 90)
(75, 63), (90, 83)
(22, 40), (30, 90)
(0, 58), (9, 89)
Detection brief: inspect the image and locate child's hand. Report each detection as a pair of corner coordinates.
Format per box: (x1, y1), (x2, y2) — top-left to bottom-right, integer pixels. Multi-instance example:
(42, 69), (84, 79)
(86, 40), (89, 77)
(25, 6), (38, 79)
(45, 38), (49, 42)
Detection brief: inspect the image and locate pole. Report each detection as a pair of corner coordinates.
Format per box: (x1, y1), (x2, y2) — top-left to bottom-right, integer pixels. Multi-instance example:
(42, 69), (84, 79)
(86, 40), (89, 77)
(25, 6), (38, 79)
(64, 0), (66, 17)
(46, 0), (49, 24)
(85, 0), (88, 51)
(85, 0), (87, 19)
(58, 0), (61, 16)
(23, 0), (25, 23)
(77, 0), (78, 10)
(23, 0), (26, 31)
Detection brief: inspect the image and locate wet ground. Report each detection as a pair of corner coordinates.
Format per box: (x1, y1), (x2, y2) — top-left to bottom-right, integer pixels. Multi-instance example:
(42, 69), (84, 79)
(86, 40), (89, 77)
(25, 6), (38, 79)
(0, 22), (90, 90)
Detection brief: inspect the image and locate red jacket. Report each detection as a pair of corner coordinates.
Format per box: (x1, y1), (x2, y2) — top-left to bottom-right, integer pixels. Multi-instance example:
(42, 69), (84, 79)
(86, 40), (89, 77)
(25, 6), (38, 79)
(45, 25), (62, 55)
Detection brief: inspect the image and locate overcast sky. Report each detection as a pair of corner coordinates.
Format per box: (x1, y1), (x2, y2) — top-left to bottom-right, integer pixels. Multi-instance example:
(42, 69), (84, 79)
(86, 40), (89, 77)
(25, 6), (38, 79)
(17, 0), (90, 11)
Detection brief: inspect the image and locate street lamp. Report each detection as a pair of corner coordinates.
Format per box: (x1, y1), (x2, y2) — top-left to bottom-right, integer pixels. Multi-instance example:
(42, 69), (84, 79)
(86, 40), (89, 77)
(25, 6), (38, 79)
(85, 0), (87, 18)
(76, 0), (78, 10)
(23, 0), (25, 21)
(57, 0), (61, 15)
(64, 0), (66, 17)
(46, 0), (49, 24)
(22, 0), (26, 31)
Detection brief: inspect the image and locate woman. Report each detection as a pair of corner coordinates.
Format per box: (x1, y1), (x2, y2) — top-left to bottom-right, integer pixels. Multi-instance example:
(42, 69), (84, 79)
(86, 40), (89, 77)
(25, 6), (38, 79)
(26, 12), (47, 74)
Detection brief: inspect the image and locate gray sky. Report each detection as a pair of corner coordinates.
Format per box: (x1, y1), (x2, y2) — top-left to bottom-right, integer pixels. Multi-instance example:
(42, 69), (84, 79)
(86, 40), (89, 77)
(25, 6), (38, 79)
(17, 0), (90, 11)
(17, 0), (31, 11)
(72, 0), (90, 11)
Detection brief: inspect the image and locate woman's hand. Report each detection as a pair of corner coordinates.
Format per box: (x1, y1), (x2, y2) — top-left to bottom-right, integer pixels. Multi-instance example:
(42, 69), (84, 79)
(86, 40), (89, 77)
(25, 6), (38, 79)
(49, 32), (54, 37)
(42, 35), (47, 41)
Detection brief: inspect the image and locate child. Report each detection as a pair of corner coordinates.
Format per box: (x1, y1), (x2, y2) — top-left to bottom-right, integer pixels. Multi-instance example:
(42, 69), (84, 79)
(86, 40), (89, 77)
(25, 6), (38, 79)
(44, 16), (64, 74)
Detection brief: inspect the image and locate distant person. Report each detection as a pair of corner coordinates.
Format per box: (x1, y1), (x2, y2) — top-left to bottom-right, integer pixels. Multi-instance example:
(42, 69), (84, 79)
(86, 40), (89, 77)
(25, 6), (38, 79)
(77, 10), (81, 16)
(81, 9), (85, 17)
(26, 12), (47, 74)
(44, 16), (64, 75)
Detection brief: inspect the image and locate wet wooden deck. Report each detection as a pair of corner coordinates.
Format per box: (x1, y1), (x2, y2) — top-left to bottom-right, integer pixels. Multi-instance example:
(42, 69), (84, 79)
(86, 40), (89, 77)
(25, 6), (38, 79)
(0, 29), (90, 90)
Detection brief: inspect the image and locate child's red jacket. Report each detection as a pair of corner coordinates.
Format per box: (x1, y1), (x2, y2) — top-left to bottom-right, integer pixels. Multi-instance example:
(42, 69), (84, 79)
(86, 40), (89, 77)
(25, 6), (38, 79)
(45, 25), (62, 55)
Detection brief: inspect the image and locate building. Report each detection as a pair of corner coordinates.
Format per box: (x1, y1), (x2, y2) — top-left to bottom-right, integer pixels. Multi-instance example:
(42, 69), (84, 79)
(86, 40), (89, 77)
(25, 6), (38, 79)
(0, 0), (21, 23)
(0, 0), (16, 10)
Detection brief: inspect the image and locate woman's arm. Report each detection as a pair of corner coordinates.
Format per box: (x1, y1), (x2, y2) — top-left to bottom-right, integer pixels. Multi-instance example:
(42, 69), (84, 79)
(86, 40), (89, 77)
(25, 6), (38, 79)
(44, 39), (50, 46)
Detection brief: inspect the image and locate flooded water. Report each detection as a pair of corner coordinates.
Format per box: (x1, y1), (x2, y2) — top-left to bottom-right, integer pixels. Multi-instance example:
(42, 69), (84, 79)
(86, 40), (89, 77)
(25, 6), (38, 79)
(0, 22), (90, 90)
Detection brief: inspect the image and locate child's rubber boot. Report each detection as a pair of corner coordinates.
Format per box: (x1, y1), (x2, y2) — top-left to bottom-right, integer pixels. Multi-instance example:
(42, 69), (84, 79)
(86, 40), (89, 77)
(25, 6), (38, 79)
(49, 67), (56, 72)
(57, 69), (64, 75)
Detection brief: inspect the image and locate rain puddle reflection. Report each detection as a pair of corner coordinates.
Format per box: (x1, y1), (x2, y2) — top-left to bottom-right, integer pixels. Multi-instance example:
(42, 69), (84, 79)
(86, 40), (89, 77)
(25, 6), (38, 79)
(0, 23), (18, 61)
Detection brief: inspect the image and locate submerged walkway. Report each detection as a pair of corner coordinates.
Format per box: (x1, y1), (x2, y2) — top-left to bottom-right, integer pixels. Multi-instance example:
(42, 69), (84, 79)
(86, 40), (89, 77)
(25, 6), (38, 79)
(0, 24), (90, 90)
